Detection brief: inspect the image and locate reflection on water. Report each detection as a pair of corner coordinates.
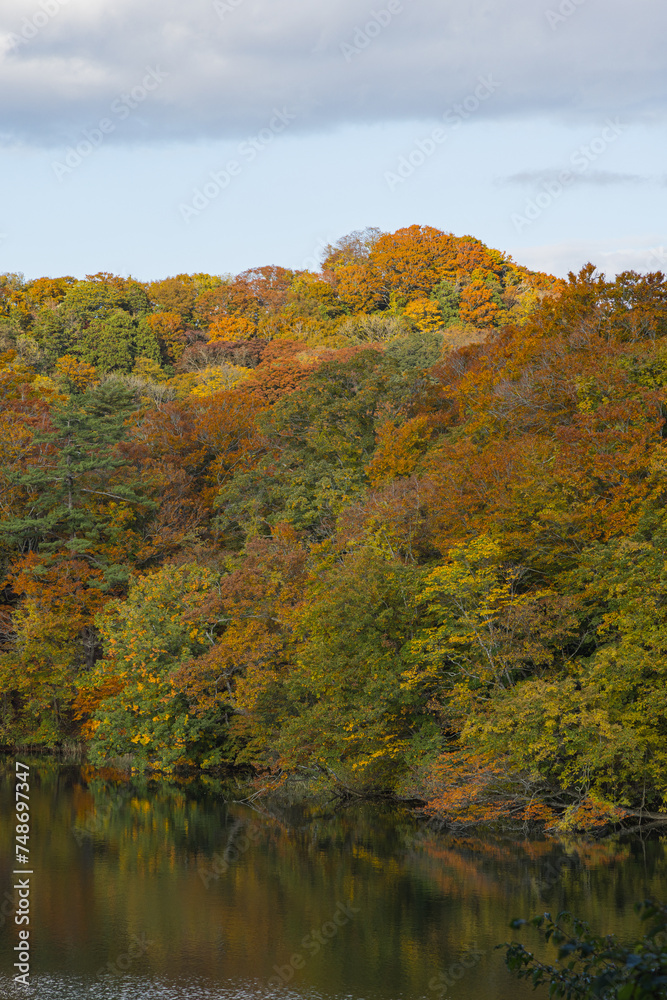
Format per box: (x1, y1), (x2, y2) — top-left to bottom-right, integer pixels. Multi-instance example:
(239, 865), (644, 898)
(0, 762), (665, 1000)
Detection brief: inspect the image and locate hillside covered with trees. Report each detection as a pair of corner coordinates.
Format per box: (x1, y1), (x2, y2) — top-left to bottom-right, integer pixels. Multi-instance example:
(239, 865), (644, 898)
(2, 223), (667, 835)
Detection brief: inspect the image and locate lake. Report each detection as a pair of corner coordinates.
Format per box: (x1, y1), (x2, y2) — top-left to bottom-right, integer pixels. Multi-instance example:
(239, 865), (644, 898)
(1, 762), (665, 999)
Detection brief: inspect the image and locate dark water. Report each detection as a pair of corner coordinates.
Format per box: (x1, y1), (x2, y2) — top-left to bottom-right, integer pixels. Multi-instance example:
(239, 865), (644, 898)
(1, 762), (666, 999)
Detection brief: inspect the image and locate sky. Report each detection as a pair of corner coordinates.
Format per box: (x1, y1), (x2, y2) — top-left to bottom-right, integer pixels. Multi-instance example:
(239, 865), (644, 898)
(0, 0), (665, 281)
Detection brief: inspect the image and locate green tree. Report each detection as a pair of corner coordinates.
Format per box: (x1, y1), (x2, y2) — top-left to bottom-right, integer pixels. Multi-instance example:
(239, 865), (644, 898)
(431, 279), (461, 326)
(1, 378), (152, 582)
(83, 563), (224, 770)
(247, 549), (430, 789)
(503, 901), (667, 1000)
(32, 308), (72, 362)
(216, 350), (408, 539)
(78, 309), (159, 373)
(384, 331), (443, 371)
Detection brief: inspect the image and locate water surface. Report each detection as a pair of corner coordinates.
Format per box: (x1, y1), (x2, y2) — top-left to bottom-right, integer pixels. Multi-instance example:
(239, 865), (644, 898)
(1, 762), (665, 999)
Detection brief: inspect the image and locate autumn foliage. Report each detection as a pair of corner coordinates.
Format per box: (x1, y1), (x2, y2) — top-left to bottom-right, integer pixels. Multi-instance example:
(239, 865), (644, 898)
(2, 228), (667, 835)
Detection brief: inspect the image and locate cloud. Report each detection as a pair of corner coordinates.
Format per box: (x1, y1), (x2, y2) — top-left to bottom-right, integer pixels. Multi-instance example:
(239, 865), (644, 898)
(0, 0), (665, 146)
(510, 237), (667, 278)
(502, 169), (652, 187)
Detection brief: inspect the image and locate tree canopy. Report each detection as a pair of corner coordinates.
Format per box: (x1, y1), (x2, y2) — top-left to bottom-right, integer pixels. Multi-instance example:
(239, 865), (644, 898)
(2, 228), (666, 835)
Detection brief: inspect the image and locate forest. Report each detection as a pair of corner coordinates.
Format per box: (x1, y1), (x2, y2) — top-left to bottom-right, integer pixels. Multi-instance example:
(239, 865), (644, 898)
(2, 222), (667, 835)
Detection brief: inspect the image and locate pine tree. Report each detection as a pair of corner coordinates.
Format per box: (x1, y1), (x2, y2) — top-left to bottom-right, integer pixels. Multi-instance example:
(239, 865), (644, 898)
(3, 378), (153, 582)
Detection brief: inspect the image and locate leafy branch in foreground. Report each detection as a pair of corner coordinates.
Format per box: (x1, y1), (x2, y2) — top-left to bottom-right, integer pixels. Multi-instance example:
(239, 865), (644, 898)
(501, 900), (667, 999)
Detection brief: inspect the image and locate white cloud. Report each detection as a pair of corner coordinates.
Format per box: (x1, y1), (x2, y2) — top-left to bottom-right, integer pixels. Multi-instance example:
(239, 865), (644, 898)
(511, 237), (667, 278)
(0, 0), (665, 145)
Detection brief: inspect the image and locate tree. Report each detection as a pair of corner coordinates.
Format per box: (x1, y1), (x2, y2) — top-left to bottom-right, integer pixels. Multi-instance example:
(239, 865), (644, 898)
(78, 309), (135, 372)
(367, 415), (432, 488)
(0, 555), (108, 745)
(60, 278), (124, 326)
(1, 378), (150, 571)
(408, 536), (555, 702)
(233, 545), (426, 788)
(383, 330), (443, 371)
(337, 313), (409, 343)
(431, 280), (461, 326)
(80, 563), (223, 770)
(25, 276), (76, 308)
(321, 227), (384, 269)
(147, 277), (197, 320)
(32, 308), (73, 361)
(237, 265), (294, 314)
(53, 355), (98, 392)
(404, 298), (443, 332)
(208, 315), (256, 339)
(194, 279), (255, 327)
(503, 901), (667, 1000)
(285, 272), (346, 321)
(142, 311), (186, 364)
(174, 524), (308, 766)
(329, 263), (385, 314)
(0, 378), (156, 742)
(459, 279), (500, 327)
(4, 245), (667, 810)
(216, 349), (403, 539)
(369, 225), (456, 302)
(241, 340), (316, 405)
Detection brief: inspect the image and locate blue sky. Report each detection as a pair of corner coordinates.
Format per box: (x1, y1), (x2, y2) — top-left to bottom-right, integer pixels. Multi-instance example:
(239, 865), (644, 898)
(1, 0), (665, 281)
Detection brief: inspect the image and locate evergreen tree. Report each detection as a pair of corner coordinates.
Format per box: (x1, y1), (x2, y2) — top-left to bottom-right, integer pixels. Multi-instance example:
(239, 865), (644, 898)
(2, 378), (152, 583)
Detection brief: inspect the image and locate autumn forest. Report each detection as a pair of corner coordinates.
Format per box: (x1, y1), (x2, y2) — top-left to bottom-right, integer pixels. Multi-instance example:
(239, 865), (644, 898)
(2, 223), (667, 836)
